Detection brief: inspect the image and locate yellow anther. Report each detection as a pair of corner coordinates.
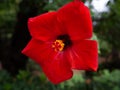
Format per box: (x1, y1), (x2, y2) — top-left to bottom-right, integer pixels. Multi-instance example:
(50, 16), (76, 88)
(52, 40), (65, 52)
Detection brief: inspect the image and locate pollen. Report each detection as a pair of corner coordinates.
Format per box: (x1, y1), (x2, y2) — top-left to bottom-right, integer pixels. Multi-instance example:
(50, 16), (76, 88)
(52, 40), (65, 52)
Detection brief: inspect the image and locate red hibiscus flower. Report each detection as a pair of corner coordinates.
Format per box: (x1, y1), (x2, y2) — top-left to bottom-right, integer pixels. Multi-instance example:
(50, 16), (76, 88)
(22, 1), (98, 84)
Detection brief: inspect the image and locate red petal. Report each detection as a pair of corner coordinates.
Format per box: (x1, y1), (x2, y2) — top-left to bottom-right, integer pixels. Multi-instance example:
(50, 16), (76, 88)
(28, 12), (62, 41)
(57, 2), (93, 40)
(43, 51), (73, 84)
(22, 39), (73, 84)
(66, 40), (98, 71)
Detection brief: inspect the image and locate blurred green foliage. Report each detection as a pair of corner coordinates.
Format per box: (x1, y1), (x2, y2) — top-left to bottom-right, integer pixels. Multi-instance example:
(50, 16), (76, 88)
(93, 70), (120, 90)
(44, 0), (72, 11)
(94, 0), (120, 52)
(1, 68), (120, 90)
(0, 0), (17, 40)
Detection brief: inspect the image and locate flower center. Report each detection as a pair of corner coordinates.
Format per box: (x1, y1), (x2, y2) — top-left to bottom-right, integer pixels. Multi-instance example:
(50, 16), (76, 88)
(52, 35), (72, 52)
(52, 40), (65, 52)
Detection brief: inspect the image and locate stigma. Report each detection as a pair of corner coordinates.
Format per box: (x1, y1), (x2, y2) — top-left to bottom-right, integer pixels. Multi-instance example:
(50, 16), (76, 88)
(52, 40), (65, 52)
